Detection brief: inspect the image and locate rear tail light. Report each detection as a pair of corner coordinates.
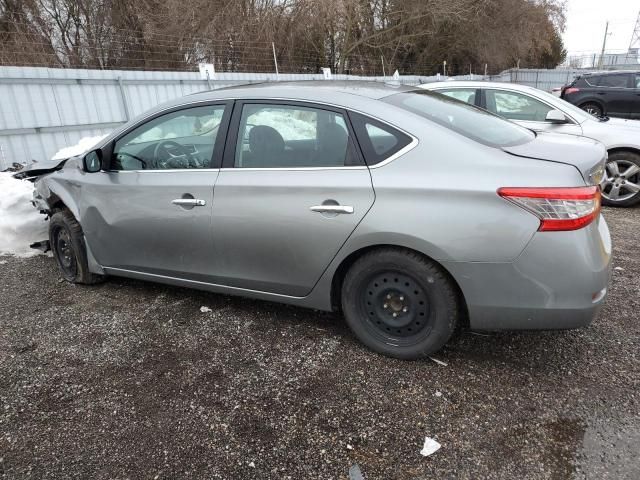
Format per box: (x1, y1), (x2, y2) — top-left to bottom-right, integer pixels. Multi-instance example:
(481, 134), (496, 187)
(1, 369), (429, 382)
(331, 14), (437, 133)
(563, 87), (580, 95)
(498, 186), (601, 232)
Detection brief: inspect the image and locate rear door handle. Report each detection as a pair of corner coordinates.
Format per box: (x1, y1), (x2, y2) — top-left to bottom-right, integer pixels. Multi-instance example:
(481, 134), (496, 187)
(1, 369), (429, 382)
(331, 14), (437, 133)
(310, 205), (354, 214)
(171, 198), (206, 207)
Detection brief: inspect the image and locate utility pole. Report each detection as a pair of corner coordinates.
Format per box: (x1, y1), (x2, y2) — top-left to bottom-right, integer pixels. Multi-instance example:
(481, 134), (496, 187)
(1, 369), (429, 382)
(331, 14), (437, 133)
(629, 11), (640, 50)
(598, 21), (610, 69)
(629, 11), (640, 64)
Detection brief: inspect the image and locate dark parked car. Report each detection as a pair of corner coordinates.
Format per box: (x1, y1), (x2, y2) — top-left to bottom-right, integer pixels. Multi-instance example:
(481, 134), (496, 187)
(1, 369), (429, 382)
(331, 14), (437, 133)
(561, 71), (640, 119)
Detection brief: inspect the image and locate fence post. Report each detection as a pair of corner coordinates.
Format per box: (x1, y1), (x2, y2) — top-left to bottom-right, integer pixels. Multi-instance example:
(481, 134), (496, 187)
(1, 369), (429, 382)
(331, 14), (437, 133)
(272, 42), (279, 81)
(0, 143), (6, 170)
(535, 70), (539, 89)
(117, 76), (131, 121)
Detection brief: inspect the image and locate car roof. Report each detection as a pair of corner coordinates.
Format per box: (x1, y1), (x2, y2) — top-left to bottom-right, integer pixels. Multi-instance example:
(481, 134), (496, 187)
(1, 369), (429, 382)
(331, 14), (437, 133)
(143, 80), (422, 118)
(189, 80), (417, 101)
(419, 80), (543, 93)
(580, 70), (639, 76)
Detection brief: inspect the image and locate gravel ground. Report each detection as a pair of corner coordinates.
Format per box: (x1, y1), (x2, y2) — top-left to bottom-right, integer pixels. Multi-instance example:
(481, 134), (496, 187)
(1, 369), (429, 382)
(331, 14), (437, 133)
(1, 207), (638, 480)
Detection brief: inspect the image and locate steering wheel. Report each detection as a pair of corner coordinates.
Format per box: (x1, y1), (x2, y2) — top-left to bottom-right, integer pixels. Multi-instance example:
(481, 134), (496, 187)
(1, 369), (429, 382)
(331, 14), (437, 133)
(153, 140), (196, 168)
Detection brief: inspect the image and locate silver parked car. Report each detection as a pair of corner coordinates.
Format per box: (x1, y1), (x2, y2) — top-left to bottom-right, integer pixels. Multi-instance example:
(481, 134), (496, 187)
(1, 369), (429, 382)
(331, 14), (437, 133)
(419, 81), (640, 207)
(23, 82), (611, 359)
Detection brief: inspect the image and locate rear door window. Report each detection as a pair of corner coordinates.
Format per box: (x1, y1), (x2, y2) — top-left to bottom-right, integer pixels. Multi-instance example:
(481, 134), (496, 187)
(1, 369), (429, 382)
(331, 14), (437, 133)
(587, 74), (631, 88)
(233, 104), (361, 168)
(349, 113), (412, 165)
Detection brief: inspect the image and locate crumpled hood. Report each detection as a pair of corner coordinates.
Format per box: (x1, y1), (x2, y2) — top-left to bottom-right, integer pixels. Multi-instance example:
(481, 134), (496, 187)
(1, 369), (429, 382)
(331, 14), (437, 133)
(12, 157), (69, 180)
(502, 131), (606, 182)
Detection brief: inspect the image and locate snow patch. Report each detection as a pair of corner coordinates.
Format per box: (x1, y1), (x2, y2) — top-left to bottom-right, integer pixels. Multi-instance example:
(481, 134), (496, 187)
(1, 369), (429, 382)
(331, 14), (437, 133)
(51, 135), (107, 161)
(0, 172), (48, 257)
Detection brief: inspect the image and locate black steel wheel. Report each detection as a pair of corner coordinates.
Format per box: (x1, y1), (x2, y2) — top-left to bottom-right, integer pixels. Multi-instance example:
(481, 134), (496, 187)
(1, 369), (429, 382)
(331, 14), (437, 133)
(49, 210), (105, 284)
(342, 248), (460, 359)
(361, 271), (433, 344)
(51, 224), (78, 280)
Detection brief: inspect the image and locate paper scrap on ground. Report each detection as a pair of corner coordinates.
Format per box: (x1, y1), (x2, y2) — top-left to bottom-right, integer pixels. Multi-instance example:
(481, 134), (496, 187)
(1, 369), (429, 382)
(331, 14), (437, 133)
(349, 464), (364, 480)
(428, 356), (448, 367)
(420, 437), (441, 457)
(200, 306), (212, 313)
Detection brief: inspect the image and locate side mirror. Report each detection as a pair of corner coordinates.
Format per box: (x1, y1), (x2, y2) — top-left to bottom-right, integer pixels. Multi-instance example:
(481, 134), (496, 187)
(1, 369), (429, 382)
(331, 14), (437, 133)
(83, 150), (102, 173)
(545, 109), (568, 124)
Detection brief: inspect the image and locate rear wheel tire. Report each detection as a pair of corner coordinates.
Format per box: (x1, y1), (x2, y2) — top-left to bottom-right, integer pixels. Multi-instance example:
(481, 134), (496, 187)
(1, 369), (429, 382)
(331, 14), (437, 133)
(579, 102), (603, 118)
(341, 248), (459, 360)
(49, 210), (104, 284)
(601, 151), (640, 207)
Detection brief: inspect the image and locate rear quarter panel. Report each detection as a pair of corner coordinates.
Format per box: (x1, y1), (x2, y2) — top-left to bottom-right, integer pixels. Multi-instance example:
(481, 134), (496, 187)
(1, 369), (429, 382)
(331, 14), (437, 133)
(355, 122), (587, 263)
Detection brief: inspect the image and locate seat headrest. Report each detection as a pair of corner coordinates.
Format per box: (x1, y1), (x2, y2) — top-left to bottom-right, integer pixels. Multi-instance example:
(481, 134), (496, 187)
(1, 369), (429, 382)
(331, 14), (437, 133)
(249, 125), (285, 154)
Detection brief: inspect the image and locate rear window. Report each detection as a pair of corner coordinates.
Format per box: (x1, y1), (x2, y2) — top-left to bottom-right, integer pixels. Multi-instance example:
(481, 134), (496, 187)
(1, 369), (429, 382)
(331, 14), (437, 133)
(382, 90), (535, 148)
(585, 74), (630, 88)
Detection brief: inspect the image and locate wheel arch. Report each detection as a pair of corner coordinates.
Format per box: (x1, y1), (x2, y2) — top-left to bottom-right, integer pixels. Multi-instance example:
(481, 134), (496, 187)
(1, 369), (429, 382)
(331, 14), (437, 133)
(329, 244), (469, 328)
(577, 99), (605, 112)
(42, 182), (81, 222)
(607, 146), (640, 158)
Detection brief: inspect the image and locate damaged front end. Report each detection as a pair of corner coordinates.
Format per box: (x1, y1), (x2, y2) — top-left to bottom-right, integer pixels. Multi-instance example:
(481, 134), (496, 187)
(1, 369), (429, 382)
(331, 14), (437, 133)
(12, 158), (68, 181)
(12, 158), (71, 254)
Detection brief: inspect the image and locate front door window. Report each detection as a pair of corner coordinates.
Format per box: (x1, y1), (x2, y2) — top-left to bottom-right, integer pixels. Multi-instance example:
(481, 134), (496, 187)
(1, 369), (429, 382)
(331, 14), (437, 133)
(112, 105), (226, 170)
(485, 89), (554, 122)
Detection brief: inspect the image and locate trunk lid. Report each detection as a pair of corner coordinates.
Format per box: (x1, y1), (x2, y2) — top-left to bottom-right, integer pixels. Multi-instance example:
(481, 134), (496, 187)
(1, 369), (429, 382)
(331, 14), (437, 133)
(502, 131), (606, 185)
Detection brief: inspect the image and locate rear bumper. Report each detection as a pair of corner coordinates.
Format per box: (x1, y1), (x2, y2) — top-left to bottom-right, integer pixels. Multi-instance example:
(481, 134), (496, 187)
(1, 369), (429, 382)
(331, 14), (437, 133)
(443, 216), (612, 330)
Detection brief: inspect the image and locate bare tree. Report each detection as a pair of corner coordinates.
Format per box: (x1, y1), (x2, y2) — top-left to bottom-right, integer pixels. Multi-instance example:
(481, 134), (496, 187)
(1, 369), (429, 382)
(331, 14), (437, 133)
(0, 0), (567, 73)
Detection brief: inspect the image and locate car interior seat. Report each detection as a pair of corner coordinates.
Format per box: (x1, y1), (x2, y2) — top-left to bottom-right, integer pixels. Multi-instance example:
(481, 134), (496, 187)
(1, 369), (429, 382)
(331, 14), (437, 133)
(244, 125), (285, 167)
(317, 122), (348, 166)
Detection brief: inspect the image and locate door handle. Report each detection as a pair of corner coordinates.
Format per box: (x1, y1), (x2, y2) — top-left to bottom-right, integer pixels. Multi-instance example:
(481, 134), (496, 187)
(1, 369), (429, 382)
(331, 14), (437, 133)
(310, 205), (354, 214)
(171, 198), (206, 207)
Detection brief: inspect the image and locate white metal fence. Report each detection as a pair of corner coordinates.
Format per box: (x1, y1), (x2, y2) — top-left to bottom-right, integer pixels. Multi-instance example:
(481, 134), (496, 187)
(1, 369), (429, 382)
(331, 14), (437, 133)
(0, 66), (589, 169)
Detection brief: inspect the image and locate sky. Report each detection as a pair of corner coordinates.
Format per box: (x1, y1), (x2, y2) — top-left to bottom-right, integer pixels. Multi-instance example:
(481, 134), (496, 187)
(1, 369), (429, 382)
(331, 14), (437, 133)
(562, 0), (639, 55)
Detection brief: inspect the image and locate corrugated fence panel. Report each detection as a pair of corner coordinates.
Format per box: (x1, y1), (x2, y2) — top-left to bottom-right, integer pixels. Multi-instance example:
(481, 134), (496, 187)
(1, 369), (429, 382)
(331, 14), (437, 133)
(0, 66), (596, 169)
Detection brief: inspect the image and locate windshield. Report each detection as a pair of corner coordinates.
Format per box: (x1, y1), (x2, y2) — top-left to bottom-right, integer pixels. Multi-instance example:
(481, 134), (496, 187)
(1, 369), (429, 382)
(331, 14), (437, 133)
(383, 90), (535, 148)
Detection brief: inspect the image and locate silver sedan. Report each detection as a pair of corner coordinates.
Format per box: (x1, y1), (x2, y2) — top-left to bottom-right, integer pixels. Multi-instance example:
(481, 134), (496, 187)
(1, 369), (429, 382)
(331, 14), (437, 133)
(24, 82), (611, 359)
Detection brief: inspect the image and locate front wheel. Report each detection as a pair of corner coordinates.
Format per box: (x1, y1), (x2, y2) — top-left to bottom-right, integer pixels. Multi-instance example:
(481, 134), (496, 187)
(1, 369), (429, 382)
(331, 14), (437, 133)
(341, 249), (460, 360)
(601, 151), (640, 207)
(49, 210), (104, 284)
(579, 102), (603, 118)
